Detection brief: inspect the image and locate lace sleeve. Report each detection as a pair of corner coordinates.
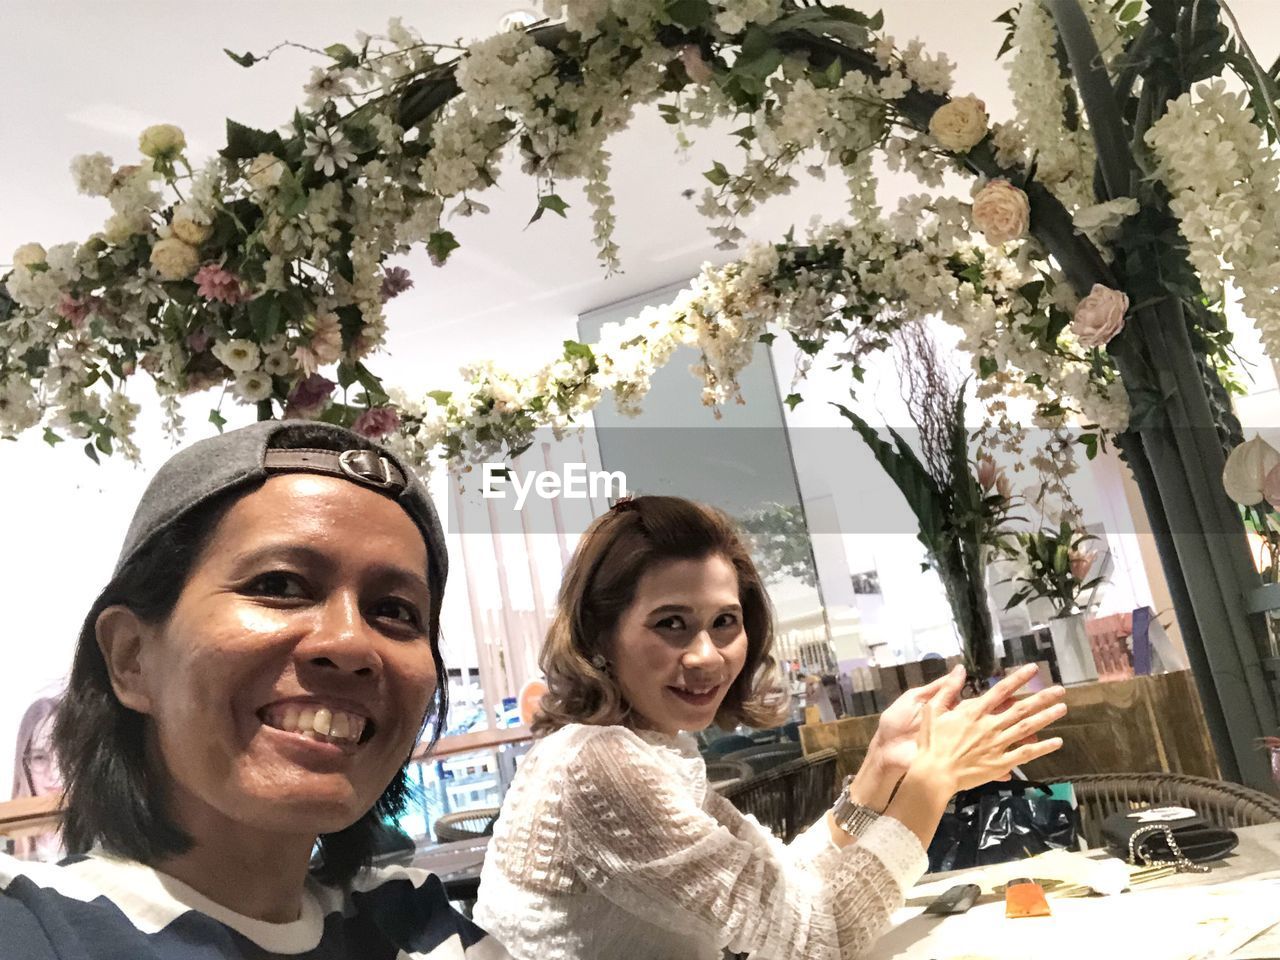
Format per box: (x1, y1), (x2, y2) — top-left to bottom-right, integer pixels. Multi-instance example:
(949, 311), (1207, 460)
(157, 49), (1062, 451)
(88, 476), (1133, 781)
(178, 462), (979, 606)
(561, 729), (927, 960)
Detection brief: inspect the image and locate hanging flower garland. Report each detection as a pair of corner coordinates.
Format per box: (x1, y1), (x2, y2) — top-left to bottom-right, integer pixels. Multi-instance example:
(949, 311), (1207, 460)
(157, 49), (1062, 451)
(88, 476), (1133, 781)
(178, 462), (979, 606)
(0, 0), (1220, 484)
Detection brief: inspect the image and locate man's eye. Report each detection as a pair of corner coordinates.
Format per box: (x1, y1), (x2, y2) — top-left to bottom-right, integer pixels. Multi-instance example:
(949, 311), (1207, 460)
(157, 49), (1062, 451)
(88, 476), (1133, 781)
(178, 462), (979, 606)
(373, 597), (422, 629)
(245, 572), (308, 599)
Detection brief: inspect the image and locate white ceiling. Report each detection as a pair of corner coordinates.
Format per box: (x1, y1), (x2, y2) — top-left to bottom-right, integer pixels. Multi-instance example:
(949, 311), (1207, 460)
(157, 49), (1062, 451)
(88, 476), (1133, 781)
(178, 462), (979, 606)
(1, 1), (1276, 388)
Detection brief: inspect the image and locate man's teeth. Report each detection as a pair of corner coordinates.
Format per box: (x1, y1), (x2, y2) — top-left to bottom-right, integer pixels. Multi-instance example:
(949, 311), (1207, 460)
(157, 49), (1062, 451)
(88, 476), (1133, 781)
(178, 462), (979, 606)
(265, 704), (367, 743)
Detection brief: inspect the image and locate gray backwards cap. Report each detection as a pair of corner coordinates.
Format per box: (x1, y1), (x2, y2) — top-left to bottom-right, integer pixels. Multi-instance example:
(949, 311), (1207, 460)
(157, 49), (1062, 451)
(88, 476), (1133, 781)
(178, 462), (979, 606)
(114, 420), (447, 603)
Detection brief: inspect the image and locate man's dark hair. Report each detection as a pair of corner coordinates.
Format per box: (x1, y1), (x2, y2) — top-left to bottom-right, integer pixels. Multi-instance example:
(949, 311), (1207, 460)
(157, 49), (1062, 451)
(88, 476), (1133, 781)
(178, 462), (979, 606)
(53, 425), (448, 885)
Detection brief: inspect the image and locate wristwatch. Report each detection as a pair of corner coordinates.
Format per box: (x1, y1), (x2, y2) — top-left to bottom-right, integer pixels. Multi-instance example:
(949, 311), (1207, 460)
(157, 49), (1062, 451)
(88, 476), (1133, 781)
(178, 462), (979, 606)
(831, 775), (881, 839)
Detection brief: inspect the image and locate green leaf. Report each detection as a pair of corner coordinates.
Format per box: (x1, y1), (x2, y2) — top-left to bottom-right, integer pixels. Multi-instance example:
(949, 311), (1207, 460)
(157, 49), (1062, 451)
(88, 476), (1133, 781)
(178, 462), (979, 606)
(703, 161), (731, 186)
(758, 332), (776, 345)
(663, 0), (712, 30)
(1118, 0), (1142, 21)
(221, 119), (285, 161)
(354, 361), (389, 405)
(978, 355), (998, 378)
(427, 390), (453, 405)
(83, 441), (100, 464)
(42, 427), (63, 446)
(324, 43), (358, 67)
(1078, 432), (1100, 459)
(427, 230), (460, 266)
(529, 192), (570, 225)
(784, 393), (803, 410)
(209, 408), (227, 432)
(248, 294), (282, 344)
(224, 48), (257, 68)
(95, 433), (113, 456)
(563, 340), (596, 363)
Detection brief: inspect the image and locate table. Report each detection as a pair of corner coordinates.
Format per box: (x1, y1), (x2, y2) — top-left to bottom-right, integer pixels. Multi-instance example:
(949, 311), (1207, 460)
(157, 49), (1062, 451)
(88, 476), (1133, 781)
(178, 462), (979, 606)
(867, 824), (1280, 960)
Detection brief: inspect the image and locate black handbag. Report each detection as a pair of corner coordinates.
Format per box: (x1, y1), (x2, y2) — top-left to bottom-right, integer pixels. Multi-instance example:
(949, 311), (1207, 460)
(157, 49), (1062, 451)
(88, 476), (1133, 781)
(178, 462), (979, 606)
(1101, 806), (1238, 870)
(926, 779), (1079, 873)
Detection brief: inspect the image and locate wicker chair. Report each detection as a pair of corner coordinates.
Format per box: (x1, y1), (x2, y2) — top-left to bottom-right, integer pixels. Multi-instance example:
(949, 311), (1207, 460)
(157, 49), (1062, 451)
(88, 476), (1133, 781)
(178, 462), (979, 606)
(433, 807), (501, 843)
(720, 749), (838, 843)
(706, 759), (754, 792)
(720, 742), (803, 775)
(1061, 772), (1280, 848)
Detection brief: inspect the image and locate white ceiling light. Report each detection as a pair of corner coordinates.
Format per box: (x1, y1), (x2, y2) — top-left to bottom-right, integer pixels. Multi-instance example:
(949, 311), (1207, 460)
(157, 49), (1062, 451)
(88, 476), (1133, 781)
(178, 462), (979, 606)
(499, 9), (540, 31)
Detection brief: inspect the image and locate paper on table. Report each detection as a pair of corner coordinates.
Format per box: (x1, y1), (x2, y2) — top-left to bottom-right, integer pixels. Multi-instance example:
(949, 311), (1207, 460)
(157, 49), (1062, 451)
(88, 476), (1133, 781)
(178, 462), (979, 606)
(868, 878), (1280, 960)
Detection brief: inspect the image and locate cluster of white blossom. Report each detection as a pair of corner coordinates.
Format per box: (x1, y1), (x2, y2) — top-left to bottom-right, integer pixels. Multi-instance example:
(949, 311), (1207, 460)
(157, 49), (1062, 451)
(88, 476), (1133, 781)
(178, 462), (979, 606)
(1146, 79), (1280, 360)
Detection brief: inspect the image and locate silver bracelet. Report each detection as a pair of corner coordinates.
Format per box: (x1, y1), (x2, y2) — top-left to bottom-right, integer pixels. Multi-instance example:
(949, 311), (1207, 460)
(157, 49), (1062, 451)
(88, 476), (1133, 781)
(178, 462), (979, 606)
(831, 775), (881, 838)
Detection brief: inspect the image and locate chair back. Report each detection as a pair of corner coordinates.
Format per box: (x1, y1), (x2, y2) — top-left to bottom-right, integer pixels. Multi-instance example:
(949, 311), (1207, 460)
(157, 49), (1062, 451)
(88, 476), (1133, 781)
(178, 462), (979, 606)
(721, 742), (803, 774)
(706, 759), (753, 792)
(720, 749), (838, 842)
(702, 733), (756, 757)
(1060, 772), (1280, 848)
(433, 807), (502, 843)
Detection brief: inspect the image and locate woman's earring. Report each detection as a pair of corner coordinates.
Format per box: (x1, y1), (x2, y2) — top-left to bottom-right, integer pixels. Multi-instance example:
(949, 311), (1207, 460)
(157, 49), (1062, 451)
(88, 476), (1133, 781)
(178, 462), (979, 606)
(590, 653), (610, 673)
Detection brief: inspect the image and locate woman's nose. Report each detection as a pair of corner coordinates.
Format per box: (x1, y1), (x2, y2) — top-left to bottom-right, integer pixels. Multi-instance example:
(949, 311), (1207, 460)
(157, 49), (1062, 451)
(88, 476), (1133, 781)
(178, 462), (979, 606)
(681, 630), (722, 669)
(298, 591), (382, 679)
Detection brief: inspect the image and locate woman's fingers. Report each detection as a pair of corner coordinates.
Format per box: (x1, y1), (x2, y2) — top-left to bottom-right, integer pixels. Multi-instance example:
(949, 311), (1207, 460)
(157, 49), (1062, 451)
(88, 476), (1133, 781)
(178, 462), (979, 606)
(976, 664), (1041, 713)
(1003, 736), (1065, 768)
(993, 686), (1066, 729)
(997, 702), (1068, 748)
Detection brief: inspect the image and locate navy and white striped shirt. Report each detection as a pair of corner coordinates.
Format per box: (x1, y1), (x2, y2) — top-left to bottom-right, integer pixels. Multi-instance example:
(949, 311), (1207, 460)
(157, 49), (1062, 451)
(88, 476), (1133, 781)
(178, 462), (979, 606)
(0, 851), (510, 959)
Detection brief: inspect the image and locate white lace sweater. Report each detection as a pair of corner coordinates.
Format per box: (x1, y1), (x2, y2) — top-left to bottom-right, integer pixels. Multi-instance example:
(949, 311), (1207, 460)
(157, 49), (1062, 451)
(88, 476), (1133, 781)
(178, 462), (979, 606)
(473, 723), (927, 960)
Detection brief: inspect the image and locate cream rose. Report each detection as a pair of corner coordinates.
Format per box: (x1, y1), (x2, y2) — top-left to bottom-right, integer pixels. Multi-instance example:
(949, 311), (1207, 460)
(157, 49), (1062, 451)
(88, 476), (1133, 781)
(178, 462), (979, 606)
(149, 237), (200, 280)
(139, 124), (187, 159)
(170, 204), (212, 246)
(12, 243), (47, 269)
(245, 152), (285, 192)
(972, 179), (1030, 245)
(929, 95), (989, 152)
(1071, 283), (1129, 348)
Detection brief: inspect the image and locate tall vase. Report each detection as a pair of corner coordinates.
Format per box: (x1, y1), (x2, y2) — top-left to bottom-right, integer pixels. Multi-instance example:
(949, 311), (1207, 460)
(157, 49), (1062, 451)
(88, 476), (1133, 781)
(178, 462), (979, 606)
(1048, 612), (1098, 685)
(938, 544), (996, 684)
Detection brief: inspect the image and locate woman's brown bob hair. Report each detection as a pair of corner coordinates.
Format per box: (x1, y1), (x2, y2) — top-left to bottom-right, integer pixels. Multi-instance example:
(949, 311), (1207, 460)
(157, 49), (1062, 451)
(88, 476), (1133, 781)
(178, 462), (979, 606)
(534, 495), (788, 735)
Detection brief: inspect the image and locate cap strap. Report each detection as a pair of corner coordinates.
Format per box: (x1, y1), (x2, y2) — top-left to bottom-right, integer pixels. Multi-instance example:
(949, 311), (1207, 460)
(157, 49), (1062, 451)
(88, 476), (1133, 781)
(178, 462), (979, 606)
(264, 447), (407, 494)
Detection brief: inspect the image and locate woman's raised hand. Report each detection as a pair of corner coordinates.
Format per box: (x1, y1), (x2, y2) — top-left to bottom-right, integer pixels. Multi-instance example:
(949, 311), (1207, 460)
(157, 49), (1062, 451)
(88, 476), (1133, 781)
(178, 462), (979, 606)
(913, 664), (1068, 793)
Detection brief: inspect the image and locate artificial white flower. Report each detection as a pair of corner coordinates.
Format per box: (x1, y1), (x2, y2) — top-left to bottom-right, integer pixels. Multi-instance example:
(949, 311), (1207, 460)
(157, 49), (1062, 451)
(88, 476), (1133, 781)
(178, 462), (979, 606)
(69, 153), (114, 196)
(233, 370), (274, 403)
(212, 338), (262, 373)
(245, 153), (285, 193)
(149, 237), (200, 280)
(138, 123), (186, 159)
(303, 126), (358, 177)
(170, 204), (212, 246)
(11, 243), (47, 268)
(929, 95), (989, 152)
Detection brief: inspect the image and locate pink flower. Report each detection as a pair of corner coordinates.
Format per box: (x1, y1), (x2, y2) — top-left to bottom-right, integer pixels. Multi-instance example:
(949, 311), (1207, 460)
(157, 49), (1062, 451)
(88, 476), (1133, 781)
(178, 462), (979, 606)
(185, 330), (212, 353)
(353, 405), (400, 439)
(679, 45), (714, 84)
(971, 179), (1030, 245)
(977, 455), (998, 492)
(56, 294), (94, 329)
(284, 373), (336, 418)
(1071, 283), (1129, 348)
(194, 263), (248, 305)
(379, 266), (414, 301)
(1068, 545), (1095, 582)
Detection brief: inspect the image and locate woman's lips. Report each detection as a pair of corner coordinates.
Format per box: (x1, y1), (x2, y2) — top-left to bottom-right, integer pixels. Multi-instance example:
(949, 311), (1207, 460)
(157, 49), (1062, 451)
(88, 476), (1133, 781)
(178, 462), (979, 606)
(667, 685), (721, 707)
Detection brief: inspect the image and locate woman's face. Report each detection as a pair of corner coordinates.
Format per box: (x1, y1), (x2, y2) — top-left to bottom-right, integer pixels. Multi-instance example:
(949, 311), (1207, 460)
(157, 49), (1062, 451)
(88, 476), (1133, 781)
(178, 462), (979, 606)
(25, 715), (61, 796)
(610, 554), (750, 735)
(121, 474), (437, 838)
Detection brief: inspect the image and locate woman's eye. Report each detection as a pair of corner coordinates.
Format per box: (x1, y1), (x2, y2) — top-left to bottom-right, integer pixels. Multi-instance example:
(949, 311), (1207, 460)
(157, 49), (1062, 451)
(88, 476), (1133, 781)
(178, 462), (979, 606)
(372, 597), (422, 630)
(245, 572), (308, 599)
(713, 613), (740, 629)
(654, 616), (686, 631)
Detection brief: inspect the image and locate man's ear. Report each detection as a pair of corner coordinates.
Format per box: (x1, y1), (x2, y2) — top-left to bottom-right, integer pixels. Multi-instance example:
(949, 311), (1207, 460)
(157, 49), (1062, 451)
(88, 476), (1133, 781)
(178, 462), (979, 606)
(95, 605), (156, 714)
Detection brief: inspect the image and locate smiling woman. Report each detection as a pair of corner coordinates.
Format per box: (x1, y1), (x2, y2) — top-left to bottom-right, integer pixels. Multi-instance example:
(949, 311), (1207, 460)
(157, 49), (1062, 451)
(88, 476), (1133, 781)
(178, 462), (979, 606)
(0, 421), (511, 960)
(475, 495), (1070, 960)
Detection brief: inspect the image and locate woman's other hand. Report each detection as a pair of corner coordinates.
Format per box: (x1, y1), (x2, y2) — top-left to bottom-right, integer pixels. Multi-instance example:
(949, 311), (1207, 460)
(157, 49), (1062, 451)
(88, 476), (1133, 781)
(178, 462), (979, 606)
(913, 666), (1068, 794)
(867, 664), (967, 776)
